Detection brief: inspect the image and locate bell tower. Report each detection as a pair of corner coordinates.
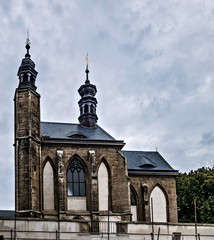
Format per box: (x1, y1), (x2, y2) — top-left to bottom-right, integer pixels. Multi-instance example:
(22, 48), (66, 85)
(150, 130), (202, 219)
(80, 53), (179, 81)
(78, 58), (98, 128)
(14, 35), (41, 217)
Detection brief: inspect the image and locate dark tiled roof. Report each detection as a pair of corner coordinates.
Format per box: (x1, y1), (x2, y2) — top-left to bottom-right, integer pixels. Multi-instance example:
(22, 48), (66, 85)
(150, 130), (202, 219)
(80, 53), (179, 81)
(121, 150), (178, 174)
(0, 210), (15, 218)
(41, 122), (119, 143)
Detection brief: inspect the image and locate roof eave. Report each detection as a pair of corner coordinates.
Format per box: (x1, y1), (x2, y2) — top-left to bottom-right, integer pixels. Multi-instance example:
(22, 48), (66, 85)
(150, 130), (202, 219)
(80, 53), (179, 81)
(41, 138), (125, 147)
(128, 170), (179, 176)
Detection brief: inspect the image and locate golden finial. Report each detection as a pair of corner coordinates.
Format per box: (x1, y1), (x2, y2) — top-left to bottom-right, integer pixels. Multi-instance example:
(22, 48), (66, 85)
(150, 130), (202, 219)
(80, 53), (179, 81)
(26, 29), (30, 46)
(85, 52), (89, 69)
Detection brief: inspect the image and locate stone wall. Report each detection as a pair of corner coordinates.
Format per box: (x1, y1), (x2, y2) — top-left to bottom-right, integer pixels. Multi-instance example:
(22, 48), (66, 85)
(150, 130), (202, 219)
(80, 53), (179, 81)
(14, 88), (41, 217)
(40, 143), (130, 220)
(129, 174), (178, 222)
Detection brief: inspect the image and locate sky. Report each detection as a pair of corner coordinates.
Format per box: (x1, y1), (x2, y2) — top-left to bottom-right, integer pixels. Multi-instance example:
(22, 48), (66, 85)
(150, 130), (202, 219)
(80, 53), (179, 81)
(0, 0), (214, 210)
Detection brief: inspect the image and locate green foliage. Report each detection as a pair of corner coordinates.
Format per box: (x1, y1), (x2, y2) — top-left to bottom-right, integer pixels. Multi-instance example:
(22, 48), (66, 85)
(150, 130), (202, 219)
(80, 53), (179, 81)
(176, 167), (214, 223)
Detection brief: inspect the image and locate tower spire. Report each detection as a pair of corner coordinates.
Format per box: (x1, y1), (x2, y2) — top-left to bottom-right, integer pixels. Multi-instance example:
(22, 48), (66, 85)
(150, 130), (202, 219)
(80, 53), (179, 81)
(25, 30), (31, 57)
(85, 53), (90, 84)
(78, 58), (98, 128)
(17, 34), (38, 91)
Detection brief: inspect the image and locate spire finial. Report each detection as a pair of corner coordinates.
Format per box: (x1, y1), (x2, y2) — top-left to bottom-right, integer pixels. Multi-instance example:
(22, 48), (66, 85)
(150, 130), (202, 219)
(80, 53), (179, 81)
(25, 29), (31, 57)
(85, 53), (90, 83)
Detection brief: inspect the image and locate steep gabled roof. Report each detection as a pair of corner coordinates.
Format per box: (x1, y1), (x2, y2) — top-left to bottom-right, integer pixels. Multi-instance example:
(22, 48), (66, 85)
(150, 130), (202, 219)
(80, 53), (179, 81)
(121, 150), (178, 174)
(41, 122), (177, 174)
(41, 122), (123, 144)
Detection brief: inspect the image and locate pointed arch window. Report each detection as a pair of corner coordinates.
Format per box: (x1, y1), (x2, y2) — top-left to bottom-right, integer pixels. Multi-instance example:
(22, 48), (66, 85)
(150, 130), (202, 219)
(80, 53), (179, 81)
(67, 159), (85, 196)
(98, 162), (109, 211)
(43, 160), (54, 210)
(130, 186), (137, 221)
(130, 188), (136, 205)
(150, 185), (167, 222)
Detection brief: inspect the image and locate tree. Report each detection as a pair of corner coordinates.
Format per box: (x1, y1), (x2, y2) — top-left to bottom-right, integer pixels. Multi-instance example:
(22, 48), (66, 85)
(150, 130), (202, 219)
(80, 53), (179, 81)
(176, 167), (214, 223)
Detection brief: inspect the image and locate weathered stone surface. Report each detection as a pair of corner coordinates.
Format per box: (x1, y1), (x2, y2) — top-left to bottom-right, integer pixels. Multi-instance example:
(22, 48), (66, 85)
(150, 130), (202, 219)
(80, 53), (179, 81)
(14, 88), (41, 217)
(41, 143), (130, 220)
(129, 174), (178, 222)
(14, 85), (177, 224)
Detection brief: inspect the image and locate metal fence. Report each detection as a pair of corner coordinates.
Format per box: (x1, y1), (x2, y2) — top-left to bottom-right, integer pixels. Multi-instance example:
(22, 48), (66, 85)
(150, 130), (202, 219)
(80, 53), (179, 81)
(1, 232), (214, 240)
(0, 221), (214, 240)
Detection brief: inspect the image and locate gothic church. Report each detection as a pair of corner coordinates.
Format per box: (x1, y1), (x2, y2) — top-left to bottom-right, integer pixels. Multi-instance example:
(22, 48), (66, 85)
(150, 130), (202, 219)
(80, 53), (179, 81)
(14, 38), (178, 224)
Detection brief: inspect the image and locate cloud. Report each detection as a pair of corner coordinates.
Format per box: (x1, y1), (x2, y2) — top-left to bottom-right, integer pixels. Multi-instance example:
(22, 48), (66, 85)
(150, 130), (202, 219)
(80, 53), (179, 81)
(201, 132), (214, 145)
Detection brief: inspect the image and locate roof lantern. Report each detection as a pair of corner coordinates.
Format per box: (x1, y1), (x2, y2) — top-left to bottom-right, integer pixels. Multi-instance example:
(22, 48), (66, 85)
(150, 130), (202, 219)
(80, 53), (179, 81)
(17, 31), (38, 91)
(78, 54), (98, 128)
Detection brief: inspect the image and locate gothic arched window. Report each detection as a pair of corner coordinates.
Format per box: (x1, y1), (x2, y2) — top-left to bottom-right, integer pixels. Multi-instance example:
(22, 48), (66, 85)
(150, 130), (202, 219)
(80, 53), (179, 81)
(150, 185), (167, 222)
(43, 161), (54, 210)
(98, 162), (109, 211)
(130, 186), (137, 221)
(130, 188), (136, 205)
(67, 159), (85, 196)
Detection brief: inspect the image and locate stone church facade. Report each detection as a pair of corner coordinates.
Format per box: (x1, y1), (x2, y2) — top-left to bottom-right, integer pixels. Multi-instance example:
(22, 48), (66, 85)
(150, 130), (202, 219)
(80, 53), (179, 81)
(14, 39), (178, 225)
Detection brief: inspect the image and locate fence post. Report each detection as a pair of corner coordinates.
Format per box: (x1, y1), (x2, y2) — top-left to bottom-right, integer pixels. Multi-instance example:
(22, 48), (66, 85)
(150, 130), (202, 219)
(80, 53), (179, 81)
(151, 197), (154, 240)
(56, 230), (58, 240)
(10, 229), (12, 240)
(194, 199), (198, 240)
(157, 227), (160, 240)
(107, 210), (110, 240)
(14, 227), (16, 240)
(151, 232), (154, 240)
(197, 233), (200, 240)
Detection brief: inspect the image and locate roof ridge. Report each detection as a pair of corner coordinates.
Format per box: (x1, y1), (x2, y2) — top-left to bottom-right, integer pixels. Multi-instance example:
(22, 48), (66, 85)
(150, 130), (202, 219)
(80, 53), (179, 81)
(121, 150), (157, 153)
(41, 121), (80, 125)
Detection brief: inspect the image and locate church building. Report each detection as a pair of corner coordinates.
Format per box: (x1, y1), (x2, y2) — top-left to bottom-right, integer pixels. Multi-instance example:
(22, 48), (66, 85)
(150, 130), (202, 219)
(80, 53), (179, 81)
(14, 37), (178, 226)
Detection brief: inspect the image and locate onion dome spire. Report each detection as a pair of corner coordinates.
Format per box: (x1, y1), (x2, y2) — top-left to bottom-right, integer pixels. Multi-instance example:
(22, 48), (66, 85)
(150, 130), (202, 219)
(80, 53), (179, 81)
(78, 55), (98, 128)
(17, 31), (38, 91)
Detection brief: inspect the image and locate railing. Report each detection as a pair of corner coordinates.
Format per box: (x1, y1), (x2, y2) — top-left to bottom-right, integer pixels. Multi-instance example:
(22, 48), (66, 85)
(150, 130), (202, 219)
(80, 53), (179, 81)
(1, 231), (213, 240)
(0, 221), (214, 240)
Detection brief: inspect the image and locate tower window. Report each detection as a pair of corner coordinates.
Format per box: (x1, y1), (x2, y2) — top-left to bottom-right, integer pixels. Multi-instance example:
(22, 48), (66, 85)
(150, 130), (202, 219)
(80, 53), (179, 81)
(67, 159), (85, 196)
(23, 73), (28, 82)
(84, 104), (88, 113)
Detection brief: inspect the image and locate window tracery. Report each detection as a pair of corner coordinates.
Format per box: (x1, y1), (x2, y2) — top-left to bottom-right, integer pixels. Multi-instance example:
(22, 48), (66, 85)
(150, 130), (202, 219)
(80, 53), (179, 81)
(67, 159), (85, 196)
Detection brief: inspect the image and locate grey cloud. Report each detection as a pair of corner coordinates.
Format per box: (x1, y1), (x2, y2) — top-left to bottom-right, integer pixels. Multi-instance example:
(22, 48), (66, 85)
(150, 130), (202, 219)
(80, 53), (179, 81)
(201, 132), (214, 145)
(0, 0), (12, 14)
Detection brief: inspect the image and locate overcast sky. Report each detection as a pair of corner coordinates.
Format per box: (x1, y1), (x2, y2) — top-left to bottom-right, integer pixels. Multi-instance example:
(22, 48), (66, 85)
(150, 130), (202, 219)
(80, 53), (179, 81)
(0, 0), (214, 210)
